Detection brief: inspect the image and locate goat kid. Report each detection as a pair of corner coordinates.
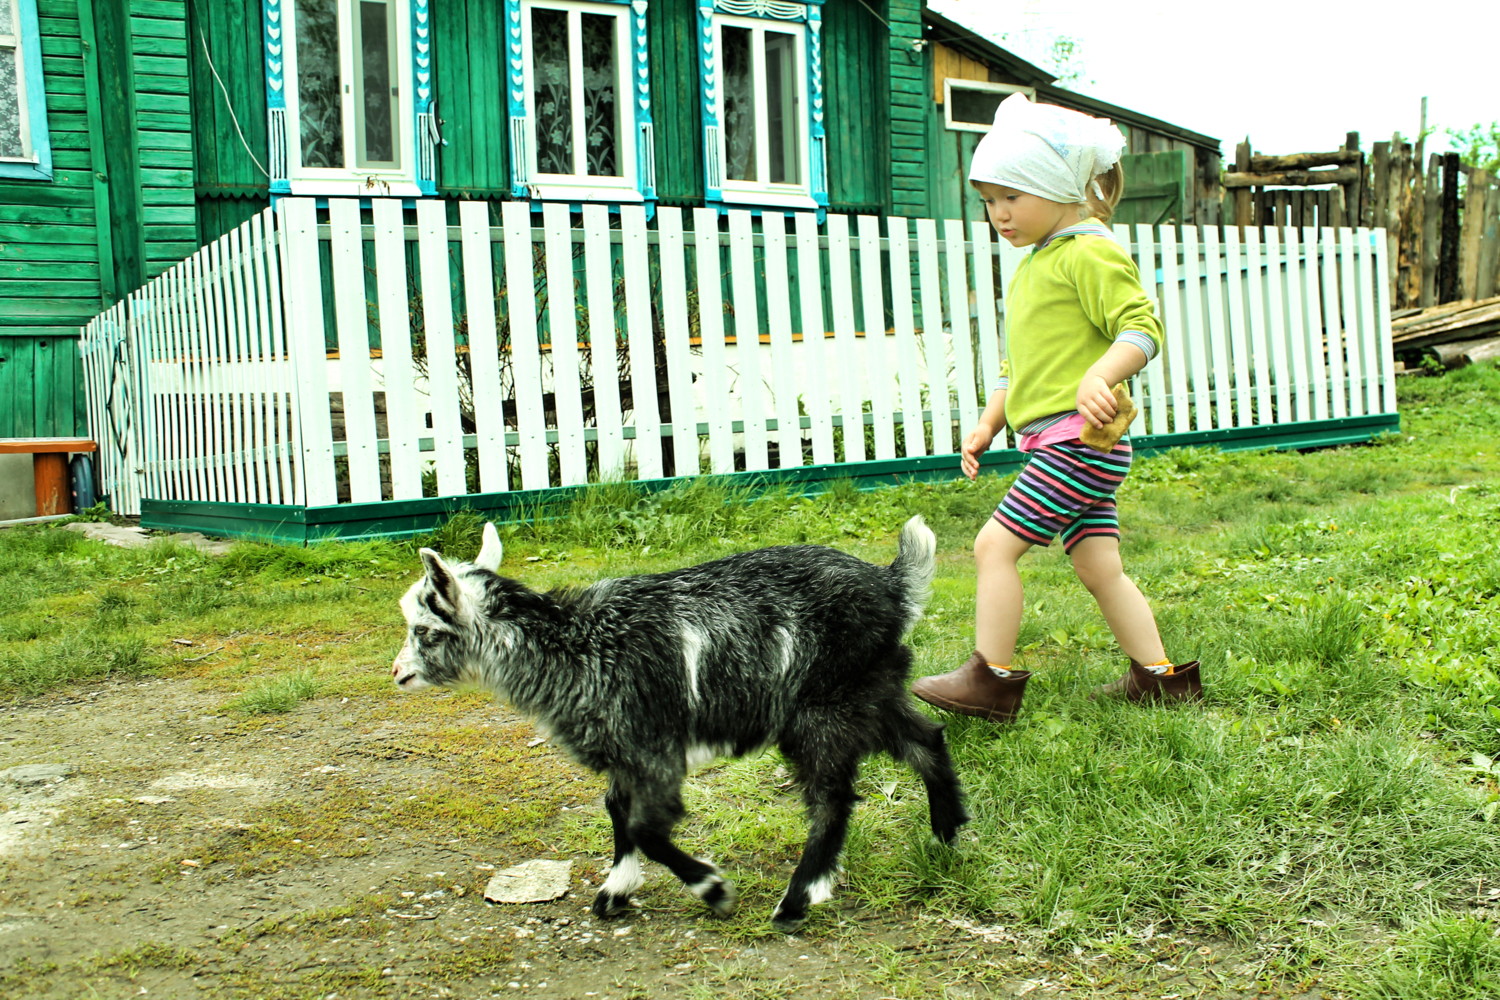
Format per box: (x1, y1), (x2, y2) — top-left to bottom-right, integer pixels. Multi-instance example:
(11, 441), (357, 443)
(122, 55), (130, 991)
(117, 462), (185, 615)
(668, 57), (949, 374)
(391, 516), (968, 932)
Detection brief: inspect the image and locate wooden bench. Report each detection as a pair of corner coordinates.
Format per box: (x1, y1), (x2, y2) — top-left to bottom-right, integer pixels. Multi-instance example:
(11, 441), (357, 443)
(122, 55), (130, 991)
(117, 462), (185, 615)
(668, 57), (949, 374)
(0, 438), (98, 516)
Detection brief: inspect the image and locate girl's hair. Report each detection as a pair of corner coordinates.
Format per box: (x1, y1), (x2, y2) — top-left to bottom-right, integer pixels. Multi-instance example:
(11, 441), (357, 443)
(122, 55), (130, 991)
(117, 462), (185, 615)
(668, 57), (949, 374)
(1083, 162), (1125, 223)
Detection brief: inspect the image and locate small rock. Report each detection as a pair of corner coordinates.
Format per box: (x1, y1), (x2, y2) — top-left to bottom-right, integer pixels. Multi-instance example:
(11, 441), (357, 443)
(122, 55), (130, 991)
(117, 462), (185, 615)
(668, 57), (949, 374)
(483, 859), (573, 904)
(1, 764), (75, 787)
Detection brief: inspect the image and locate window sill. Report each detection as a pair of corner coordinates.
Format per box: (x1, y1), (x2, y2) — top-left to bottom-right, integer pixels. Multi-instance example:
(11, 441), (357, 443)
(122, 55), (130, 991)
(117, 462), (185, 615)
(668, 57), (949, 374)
(718, 189), (820, 211)
(287, 179), (426, 198)
(527, 183), (645, 204)
(0, 158), (53, 182)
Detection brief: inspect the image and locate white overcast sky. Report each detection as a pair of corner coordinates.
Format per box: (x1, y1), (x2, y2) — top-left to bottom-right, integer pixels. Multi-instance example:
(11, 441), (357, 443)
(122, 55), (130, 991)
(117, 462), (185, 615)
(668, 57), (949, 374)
(926, 0), (1494, 160)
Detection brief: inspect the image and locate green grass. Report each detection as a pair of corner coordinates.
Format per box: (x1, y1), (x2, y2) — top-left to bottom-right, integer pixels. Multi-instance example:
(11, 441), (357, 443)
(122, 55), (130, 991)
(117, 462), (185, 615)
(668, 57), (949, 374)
(5, 364), (1500, 991)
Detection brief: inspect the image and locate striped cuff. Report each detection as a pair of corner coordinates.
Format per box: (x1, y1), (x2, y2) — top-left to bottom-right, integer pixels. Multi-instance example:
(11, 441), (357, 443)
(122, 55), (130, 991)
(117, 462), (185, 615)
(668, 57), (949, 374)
(1118, 331), (1158, 362)
(992, 374), (1010, 393)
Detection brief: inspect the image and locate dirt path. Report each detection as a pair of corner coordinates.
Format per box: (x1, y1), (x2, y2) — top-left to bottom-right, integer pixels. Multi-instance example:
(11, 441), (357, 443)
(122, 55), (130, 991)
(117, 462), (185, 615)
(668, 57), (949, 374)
(1, 678), (1334, 1000)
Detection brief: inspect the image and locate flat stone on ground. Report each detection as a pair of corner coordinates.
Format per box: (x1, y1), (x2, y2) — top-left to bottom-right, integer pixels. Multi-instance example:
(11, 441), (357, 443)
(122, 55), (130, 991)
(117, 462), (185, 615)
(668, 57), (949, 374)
(483, 859), (574, 904)
(1, 764), (76, 787)
(61, 521), (234, 554)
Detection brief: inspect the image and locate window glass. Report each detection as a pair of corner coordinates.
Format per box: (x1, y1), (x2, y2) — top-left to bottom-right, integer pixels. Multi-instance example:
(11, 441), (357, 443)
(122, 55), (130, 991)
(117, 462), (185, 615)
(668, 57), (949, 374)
(721, 25), (754, 182)
(764, 30), (797, 185)
(0, 44), (21, 159)
(355, 0), (398, 167)
(295, 0), (345, 168)
(580, 12), (618, 177)
(0, 0), (21, 160)
(950, 86), (1006, 128)
(532, 6), (571, 175)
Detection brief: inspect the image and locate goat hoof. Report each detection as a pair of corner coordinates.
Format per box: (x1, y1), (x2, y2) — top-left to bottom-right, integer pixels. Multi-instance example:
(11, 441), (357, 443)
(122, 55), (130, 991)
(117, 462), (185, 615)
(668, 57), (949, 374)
(690, 872), (738, 918)
(591, 889), (633, 919)
(769, 902), (808, 934)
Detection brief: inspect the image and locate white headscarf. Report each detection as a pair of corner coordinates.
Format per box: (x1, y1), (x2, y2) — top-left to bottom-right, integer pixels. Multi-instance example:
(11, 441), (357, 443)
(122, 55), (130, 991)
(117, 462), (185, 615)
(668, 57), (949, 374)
(968, 92), (1126, 205)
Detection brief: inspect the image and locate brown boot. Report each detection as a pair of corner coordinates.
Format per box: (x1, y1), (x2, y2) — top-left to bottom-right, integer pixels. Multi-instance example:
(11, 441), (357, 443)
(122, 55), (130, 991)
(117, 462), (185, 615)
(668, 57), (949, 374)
(911, 651), (1031, 723)
(1091, 659), (1203, 703)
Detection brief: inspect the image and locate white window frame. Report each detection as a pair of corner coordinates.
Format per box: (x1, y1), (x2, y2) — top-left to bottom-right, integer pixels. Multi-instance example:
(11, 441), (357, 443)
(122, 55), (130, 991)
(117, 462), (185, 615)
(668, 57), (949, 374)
(0, 0), (52, 181)
(279, 0), (421, 196)
(712, 12), (814, 209)
(943, 79), (1036, 134)
(519, 0), (640, 203)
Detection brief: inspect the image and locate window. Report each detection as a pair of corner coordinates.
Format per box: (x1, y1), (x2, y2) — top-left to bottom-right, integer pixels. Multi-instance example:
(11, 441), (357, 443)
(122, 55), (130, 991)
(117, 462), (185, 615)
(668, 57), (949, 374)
(509, 0), (654, 204)
(0, 0), (52, 182)
(700, 1), (825, 211)
(264, 0), (438, 196)
(943, 79), (1035, 134)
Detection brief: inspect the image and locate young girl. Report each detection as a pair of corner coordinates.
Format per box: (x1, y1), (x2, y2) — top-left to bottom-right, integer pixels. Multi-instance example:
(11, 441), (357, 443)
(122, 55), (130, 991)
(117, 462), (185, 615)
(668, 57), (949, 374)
(910, 94), (1200, 723)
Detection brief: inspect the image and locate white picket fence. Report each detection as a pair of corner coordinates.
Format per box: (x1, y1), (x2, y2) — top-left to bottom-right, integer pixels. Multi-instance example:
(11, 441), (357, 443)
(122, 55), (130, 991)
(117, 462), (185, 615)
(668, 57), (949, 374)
(80, 199), (1398, 518)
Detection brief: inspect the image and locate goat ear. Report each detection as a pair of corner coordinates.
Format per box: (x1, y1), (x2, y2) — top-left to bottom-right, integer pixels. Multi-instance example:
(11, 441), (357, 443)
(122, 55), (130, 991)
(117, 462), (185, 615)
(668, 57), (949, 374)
(475, 522), (504, 572)
(419, 548), (462, 612)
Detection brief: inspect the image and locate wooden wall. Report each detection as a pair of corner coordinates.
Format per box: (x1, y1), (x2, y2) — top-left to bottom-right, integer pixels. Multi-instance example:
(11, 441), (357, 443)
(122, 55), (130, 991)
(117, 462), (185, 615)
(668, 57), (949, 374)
(0, 335), (88, 437)
(887, 0), (926, 219)
(0, 0), (106, 340)
(186, 0), (270, 243)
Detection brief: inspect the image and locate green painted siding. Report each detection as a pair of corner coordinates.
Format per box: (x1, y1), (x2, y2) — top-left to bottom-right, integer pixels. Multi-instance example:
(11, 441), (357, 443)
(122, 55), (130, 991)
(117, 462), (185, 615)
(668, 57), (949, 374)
(433, 0), (510, 196)
(131, 0), (197, 275)
(0, 0), (106, 338)
(186, 0), (269, 242)
(647, 0), (702, 207)
(887, 0), (926, 219)
(822, 0), (887, 213)
(0, 335), (89, 437)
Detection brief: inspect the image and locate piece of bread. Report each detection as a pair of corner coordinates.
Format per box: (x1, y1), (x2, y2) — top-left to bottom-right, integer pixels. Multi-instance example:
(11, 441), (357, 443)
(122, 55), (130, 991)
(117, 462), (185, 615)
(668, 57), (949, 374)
(1079, 383), (1136, 453)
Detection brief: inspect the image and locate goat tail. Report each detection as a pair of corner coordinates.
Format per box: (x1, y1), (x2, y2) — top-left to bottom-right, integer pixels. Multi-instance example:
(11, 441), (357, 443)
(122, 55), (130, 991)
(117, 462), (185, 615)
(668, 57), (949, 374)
(890, 515), (937, 627)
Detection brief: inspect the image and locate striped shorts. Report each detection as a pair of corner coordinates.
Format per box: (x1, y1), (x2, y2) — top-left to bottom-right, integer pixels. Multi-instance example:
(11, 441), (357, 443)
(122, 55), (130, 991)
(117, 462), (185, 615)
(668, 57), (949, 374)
(993, 438), (1133, 552)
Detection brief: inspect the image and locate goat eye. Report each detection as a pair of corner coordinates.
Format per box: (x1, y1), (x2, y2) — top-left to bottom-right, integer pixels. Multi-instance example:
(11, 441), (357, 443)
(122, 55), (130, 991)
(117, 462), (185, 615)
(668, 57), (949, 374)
(412, 625), (429, 637)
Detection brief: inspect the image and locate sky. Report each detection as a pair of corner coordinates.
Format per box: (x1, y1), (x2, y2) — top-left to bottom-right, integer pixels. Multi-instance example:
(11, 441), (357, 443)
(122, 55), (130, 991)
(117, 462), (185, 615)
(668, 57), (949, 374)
(926, 0), (1495, 161)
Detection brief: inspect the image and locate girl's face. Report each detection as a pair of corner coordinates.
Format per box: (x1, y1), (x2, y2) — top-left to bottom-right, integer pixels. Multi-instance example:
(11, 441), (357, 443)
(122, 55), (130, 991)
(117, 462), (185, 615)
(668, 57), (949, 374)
(975, 182), (1078, 248)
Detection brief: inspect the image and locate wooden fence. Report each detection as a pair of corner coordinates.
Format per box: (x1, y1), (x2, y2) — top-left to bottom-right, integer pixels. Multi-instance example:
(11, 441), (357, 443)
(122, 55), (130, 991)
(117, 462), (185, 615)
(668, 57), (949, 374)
(1224, 134), (1500, 312)
(80, 201), (1400, 534)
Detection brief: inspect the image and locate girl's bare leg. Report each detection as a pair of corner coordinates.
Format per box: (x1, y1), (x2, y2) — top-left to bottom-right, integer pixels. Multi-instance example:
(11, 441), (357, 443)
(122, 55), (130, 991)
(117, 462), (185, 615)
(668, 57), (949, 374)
(1068, 534), (1166, 665)
(974, 518), (1033, 665)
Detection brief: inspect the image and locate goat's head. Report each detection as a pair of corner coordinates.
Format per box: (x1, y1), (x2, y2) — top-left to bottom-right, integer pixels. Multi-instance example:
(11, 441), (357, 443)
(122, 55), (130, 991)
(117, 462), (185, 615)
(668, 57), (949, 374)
(391, 522), (505, 691)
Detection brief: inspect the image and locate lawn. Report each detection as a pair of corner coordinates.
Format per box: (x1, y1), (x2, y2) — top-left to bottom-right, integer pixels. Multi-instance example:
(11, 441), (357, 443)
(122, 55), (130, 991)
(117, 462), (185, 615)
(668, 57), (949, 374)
(2, 366), (1500, 999)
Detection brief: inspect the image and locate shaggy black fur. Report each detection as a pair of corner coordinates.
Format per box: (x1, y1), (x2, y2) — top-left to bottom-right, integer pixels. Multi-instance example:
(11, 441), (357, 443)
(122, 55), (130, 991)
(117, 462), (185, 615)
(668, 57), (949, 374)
(391, 515), (967, 932)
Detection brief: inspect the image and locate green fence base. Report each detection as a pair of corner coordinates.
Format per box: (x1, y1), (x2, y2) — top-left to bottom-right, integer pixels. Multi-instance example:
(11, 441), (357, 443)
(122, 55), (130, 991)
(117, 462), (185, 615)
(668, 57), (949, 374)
(139, 413), (1400, 543)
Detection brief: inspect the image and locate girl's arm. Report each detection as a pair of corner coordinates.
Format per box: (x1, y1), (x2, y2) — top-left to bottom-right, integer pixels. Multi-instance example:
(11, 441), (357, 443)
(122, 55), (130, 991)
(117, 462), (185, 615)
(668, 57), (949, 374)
(961, 387), (1008, 480)
(1077, 341), (1149, 429)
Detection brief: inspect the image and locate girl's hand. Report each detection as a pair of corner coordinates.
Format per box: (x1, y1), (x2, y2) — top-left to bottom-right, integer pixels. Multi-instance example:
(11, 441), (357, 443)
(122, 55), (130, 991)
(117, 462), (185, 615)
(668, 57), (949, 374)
(1076, 375), (1117, 429)
(961, 424), (996, 481)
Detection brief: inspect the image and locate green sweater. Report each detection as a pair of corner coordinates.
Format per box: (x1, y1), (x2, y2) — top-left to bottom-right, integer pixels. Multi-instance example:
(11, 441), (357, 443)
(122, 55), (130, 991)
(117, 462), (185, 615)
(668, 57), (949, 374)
(1000, 226), (1163, 432)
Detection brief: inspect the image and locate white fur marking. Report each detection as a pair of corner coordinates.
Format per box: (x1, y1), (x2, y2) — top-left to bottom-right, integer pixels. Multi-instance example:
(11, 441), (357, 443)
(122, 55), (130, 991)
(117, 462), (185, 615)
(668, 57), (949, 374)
(601, 850), (643, 897)
(684, 744), (726, 771)
(688, 869), (723, 900)
(806, 871), (838, 906)
(775, 627), (794, 675)
(682, 625), (707, 702)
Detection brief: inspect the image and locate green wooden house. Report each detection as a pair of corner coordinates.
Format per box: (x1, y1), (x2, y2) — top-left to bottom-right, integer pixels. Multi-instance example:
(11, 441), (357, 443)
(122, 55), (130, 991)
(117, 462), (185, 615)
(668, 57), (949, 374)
(0, 0), (1220, 444)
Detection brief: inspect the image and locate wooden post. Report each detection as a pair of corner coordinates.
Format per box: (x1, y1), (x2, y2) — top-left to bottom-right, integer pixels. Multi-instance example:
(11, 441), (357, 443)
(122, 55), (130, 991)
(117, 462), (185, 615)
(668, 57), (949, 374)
(1477, 180), (1500, 301)
(1460, 168), (1489, 301)
(1386, 133), (1404, 308)
(1371, 140), (1390, 239)
(1330, 185), (1346, 230)
(1439, 152), (1462, 303)
(1344, 132), (1364, 226)
(1235, 139), (1252, 231)
(1422, 153), (1441, 307)
(1409, 133), (1427, 308)
(33, 454), (72, 517)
